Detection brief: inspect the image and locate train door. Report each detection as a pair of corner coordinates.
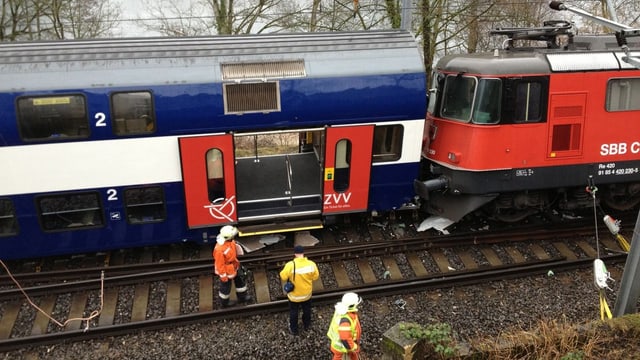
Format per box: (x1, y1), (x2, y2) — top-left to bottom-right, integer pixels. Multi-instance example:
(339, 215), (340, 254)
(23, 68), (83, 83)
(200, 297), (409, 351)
(178, 134), (238, 228)
(547, 93), (586, 158)
(323, 125), (374, 214)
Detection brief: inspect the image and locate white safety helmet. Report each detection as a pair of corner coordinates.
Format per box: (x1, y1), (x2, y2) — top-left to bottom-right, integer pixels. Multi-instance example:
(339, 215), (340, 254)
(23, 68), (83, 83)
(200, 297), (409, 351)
(220, 225), (238, 240)
(341, 292), (361, 310)
(334, 302), (349, 316)
(216, 234), (226, 246)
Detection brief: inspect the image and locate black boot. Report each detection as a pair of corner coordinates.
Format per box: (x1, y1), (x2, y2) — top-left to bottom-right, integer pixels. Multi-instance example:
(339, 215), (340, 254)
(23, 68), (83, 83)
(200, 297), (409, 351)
(237, 292), (252, 304)
(220, 298), (236, 308)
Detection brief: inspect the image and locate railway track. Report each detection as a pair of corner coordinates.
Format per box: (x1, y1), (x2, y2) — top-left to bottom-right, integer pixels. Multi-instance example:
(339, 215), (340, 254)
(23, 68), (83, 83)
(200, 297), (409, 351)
(0, 217), (631, 352)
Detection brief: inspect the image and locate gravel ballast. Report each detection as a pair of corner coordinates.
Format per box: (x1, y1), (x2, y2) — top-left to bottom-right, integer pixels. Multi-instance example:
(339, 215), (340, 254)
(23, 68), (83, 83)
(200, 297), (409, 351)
(4, 263), (634, 360)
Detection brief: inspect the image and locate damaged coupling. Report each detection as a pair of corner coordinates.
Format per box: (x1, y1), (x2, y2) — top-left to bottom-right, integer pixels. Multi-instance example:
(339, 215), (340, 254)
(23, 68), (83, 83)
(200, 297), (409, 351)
(413, 176), (448, 199)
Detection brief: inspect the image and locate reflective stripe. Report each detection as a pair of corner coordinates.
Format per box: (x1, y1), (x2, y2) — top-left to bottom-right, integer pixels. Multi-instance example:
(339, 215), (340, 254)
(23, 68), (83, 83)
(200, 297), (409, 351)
(327, 312), (355, 353)
(288, 293), (311, 302)
(295, 265), (317, 275)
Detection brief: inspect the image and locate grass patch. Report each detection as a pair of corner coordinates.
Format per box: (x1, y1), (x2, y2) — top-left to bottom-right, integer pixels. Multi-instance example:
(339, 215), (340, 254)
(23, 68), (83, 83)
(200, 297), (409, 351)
(469, 314), (640, 360)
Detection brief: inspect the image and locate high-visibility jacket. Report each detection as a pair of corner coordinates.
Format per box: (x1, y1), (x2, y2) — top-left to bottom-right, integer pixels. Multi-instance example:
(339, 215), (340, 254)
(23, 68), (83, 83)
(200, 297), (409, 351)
(327, 311), (361, 353)
(213, 240), (240, 281)
(279, 256), (319, 302)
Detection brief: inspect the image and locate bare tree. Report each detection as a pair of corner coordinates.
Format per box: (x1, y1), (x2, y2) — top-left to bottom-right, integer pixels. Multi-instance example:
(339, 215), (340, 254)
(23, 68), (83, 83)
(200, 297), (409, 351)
(0, 0), (50, 41)
(385, 0), (402, 28)
(138, 0), (206, 36)
(139, 0), (280, 36)
(261, 0), (392, 33)
(0, 0), (121, 41)
(50, 0), (121, 39)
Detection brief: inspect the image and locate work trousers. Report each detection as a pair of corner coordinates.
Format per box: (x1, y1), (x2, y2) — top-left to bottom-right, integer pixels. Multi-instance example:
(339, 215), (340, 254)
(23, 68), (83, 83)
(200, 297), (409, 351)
(218, 274), (247, 299)
(288, 298), (312, 333)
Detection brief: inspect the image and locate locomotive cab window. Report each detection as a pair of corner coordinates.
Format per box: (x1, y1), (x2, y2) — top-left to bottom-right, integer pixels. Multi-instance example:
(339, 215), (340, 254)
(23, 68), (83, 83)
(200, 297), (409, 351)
(606, 78), (640, 111)
(111, 91), (155, 135)
(372, 125), (403, 162)
(17, 95), (89, 141)
(441, 75), (476, 122)
(124, 186), (167, 224)
(472, 79), (501, 124)
(0, 199), (18, 237)
(37, 192), (104, 231)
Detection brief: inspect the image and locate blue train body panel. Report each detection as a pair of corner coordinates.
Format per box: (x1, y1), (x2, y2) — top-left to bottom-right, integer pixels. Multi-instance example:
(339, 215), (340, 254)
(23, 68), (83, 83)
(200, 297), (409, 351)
(0, 75), (425, 144)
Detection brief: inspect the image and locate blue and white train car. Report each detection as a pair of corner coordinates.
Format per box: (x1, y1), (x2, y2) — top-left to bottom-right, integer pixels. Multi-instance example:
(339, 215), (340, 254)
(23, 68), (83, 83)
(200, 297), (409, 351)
(0, 30), (426, 260)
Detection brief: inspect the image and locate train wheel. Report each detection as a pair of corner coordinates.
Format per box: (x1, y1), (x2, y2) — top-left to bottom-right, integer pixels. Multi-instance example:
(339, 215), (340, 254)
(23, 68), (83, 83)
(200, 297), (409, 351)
(601, 183), (640, 211)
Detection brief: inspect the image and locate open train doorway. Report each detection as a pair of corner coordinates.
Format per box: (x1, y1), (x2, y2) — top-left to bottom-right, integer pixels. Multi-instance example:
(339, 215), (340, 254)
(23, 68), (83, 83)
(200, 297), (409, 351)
(234, 128), (324, 225)
(234, 124), (374, 235)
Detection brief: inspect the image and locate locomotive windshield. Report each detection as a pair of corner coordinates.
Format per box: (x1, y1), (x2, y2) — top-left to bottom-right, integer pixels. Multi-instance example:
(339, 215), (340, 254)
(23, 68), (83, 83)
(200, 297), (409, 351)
(440, 75), (501, 124)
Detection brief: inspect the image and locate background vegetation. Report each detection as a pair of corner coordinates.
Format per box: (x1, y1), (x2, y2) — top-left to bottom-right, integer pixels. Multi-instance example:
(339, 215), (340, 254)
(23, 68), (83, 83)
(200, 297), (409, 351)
(1, 0), (639, 82)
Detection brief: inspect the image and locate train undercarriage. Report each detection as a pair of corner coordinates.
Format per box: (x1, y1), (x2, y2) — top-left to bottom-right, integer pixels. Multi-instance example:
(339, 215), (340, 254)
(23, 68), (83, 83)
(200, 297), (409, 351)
(427, 182), (640, 224)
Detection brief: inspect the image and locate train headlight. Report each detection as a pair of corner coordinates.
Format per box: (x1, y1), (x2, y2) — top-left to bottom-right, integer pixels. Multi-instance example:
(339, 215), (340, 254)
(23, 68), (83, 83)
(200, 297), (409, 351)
(447, 152), (461, 163)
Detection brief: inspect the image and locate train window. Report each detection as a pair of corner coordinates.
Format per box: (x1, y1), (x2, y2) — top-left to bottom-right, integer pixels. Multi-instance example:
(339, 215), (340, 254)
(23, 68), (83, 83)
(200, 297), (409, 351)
(17, 95), (89, 141)
(513, 82), (543, 122)
(372, 125), (403, 162)
(472, 79), (501, 124)
(0, 199), (18, 237)
(501, 77), (548, 124)
(206, 149), (226, 203)
(111, 91), (155, 135)
(334, 139), (352, 192)
(223, 82), (280, 114)
(606, 78), (640, 111)
(37, 192), (104, 231)
(441, 75), (476, 122)
(124, 187), (167, 224)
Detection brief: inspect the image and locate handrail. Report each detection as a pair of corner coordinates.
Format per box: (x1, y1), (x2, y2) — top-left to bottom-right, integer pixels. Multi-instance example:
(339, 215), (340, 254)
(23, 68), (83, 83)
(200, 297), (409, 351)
(284, 155), (293, 206)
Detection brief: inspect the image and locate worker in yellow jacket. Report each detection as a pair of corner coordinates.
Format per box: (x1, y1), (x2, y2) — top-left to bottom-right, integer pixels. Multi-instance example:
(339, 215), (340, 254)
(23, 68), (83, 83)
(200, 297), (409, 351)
(279, 245), (320, 335)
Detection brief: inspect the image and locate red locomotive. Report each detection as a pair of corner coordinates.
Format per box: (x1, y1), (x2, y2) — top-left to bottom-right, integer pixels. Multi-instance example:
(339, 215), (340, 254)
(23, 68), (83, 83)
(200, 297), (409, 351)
(416, 17), (640, 223)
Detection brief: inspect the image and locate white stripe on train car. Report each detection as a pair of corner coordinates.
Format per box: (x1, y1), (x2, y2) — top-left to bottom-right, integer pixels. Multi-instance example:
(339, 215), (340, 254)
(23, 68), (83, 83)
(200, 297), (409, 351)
(0, 135), (184, 196)
(0, 119), (423, 196)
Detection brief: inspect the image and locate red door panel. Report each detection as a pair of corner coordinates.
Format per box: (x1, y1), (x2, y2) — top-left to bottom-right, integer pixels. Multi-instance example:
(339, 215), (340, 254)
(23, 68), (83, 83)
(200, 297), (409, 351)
(178, 134), (237, 228)
(547, 93), (586, 159)
(323, 125), (374, 214)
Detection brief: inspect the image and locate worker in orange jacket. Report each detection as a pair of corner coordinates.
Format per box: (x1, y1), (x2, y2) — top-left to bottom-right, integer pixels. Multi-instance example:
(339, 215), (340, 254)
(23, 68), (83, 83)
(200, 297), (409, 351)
(213, 225), (251, 307)
(327, 292), (362, 360)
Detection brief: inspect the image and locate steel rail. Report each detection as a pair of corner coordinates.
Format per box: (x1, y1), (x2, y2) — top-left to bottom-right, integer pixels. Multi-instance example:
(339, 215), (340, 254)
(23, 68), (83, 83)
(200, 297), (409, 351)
(0, 220), (624, 300)
(0, 252), (627, 353)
